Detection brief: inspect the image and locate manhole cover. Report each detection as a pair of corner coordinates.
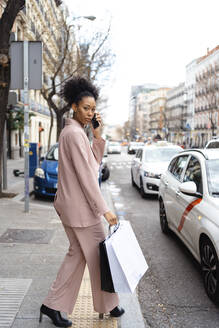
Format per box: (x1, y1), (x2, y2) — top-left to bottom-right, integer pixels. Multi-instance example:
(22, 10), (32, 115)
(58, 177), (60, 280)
(0, 229), (54, 244)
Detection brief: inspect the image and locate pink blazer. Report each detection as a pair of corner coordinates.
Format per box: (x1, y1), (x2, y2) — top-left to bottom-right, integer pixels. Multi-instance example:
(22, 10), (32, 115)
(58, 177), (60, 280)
(54, 118), (109, 227)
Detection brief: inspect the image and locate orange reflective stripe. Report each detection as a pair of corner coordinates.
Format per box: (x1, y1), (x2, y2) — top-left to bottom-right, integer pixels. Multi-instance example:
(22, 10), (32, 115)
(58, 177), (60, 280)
(177, 198), (202, 232)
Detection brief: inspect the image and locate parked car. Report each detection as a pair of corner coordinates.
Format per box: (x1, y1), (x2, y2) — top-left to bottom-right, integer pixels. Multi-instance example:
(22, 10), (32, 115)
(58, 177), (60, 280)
(128, 142), (145, 154)
(159, 149), (219, 304)
(131, 142), (182, 197)
(34, 143), (110, 198)
(34, 143), (58, 197)
(205, 137), (219, 149)
(107, 141), (121, 154)
(100, 157), (110, 183)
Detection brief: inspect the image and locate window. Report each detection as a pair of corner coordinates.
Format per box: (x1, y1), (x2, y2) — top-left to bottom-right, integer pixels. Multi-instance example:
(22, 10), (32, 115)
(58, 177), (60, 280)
(136, 149), (142, 160)
(206, 141), (219, 149)
(169, 156), (188, 180)
(183, 156), (203, 194)
(168, 157), (178, 172)
(46, 145), (58, 161)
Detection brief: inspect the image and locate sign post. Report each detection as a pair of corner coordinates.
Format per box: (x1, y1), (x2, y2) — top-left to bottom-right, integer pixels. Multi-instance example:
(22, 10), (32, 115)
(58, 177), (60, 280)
(10, 41), (42, 212)
(23, 41), (29, 212)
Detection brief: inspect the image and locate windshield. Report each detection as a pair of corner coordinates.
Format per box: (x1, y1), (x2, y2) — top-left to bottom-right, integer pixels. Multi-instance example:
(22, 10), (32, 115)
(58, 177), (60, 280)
(109, 142), (120, 146)
(46, 145), (58, 161)
(144, 148), (181, 162)
(206, 159), (219, 196)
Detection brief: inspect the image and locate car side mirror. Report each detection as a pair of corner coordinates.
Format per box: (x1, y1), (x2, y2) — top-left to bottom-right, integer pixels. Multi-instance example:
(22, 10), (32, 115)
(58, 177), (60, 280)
(39, 156), (45, 162)
(179, 181), (202, 198)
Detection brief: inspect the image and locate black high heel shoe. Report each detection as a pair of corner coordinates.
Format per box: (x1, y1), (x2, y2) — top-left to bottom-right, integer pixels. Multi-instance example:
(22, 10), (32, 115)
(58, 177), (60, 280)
(39, 304), (72, 327)
(99, 306), (125, 319)
(110, 306), (125, 317)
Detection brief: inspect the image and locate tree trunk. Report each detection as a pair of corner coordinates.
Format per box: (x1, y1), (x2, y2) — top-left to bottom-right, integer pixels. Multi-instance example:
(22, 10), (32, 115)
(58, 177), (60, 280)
(0, 0), (25, 194)
(48, 107), (53, 150)
(0, 88), (9, 193)
(19, 129), (22, 157)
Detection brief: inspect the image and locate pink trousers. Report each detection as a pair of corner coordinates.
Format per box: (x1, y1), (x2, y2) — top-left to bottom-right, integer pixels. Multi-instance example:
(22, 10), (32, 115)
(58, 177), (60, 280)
(43, 221), (119, 314)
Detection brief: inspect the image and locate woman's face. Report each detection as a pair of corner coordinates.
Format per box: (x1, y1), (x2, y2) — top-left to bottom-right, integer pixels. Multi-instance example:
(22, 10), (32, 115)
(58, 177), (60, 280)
(72, 96), (96, 126)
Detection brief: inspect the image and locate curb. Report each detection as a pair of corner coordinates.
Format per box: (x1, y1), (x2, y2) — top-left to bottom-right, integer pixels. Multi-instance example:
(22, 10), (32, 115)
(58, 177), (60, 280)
(102, 182), (146, 328)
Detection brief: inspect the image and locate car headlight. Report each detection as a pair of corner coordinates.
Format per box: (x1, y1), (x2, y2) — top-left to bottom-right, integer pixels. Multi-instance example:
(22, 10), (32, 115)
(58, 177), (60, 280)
(144, 171), (161, 179)
(34, 168), (45, 179)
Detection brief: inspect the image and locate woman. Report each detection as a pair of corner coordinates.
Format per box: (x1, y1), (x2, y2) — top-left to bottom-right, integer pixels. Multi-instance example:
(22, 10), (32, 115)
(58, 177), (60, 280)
(39, 77), (124, 327)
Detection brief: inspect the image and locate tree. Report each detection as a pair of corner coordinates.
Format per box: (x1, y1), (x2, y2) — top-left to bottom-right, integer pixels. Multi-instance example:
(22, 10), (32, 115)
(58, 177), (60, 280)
(7, 106), (35, 158)
(0, 0), (25, 194)
(40, 17), (114, 141)
(77, 24), (114, 83)
(162, 109), (170, 140)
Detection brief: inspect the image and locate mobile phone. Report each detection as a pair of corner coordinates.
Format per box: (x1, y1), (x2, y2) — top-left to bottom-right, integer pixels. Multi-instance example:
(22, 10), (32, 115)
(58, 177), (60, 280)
(91, 113), (100, 129)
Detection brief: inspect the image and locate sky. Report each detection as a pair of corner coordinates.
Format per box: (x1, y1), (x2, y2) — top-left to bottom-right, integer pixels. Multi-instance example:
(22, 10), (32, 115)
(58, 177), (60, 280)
(64, 0), (219, 125)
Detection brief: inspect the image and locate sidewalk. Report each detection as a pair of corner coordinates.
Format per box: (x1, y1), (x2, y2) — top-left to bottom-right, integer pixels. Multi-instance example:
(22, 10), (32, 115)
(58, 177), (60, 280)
(0, 158), (146, 328)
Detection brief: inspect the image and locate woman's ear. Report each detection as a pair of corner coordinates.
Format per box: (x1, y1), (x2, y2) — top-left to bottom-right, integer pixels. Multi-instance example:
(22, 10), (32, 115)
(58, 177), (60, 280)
(72, 104), (77, 113)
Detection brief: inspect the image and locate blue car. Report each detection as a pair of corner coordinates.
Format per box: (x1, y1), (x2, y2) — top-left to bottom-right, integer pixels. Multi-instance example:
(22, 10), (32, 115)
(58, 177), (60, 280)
(34, 143), (58, 197)
(34, 142), (110, 198)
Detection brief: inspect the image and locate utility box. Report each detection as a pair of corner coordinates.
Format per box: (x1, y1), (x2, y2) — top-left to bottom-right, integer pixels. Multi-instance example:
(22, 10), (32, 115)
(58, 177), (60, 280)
(29, 143), (38, 177)
(10, 41), (43, 90)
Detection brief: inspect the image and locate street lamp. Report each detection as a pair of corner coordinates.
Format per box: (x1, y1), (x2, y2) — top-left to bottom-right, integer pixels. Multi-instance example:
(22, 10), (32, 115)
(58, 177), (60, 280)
(71, 15), (96, 23)
(82, 16), (96, 21)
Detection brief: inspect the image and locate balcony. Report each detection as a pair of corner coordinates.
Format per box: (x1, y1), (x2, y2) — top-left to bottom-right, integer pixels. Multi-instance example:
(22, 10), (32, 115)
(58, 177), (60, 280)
(195, 107), (201, 113)
(36, 30), (41, 40)
(50, 0), (59, 20)
(31, 21), (36, 35)
(44, 44), (56, 64)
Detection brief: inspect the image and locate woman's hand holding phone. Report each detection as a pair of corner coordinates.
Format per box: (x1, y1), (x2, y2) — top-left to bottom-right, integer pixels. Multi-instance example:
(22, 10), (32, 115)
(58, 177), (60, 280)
(91, 112), (102, 139)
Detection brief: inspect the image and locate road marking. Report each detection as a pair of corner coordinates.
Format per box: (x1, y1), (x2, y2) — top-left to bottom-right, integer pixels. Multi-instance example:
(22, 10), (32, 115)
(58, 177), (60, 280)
(177, 198), (202, 232)
(114, 202), (124, 209)
(109, 162), (132, 170)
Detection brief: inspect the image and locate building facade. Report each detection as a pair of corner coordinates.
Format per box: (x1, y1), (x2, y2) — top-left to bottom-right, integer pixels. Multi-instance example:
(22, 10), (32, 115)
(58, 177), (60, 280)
(185, 58), (198, 147)
(194, 46), (219, 147)
(0, 0), (71, 159)
(149, 87), (170, 139)
(165, 83), (187, 145)
(128, 84), (159, 140)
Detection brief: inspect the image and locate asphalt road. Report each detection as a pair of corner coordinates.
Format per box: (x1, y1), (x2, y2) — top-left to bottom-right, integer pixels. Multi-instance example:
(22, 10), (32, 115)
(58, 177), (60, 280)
(107, 147), (219, 328)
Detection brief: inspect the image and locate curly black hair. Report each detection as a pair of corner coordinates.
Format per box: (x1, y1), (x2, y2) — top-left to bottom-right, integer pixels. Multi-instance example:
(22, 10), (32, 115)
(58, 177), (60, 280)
(60, 76), (99, 106)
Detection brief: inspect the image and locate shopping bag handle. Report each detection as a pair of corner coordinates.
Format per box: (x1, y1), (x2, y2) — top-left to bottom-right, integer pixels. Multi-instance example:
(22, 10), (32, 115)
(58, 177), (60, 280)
(108, 222), (120, 236)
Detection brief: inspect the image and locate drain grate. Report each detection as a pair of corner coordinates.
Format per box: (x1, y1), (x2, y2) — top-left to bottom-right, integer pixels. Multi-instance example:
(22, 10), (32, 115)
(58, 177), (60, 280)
(0, 229), (54, 244)
(0, 278), (32, 328)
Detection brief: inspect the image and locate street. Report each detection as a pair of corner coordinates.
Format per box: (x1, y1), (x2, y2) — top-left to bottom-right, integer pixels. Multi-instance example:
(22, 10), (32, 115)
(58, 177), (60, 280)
(25, 146), (219, 327)
(106, 147), (219, 328)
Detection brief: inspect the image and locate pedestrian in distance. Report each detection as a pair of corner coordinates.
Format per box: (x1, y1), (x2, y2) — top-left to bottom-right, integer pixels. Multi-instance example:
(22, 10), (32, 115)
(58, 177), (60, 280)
(39, 76), (125, 327)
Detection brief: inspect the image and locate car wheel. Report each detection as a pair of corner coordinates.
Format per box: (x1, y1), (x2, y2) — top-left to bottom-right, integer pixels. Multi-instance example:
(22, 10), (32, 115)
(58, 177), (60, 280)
(159, 199), (169, 234)
(34, 192), (42, 200)
(102, 166), (110, 181)
(140, 178), (147, 198)
(200, 238), (219, 304)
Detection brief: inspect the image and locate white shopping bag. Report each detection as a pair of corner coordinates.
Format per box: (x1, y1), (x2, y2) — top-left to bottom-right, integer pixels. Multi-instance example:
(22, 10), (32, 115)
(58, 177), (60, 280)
(105, 220), (148, 293)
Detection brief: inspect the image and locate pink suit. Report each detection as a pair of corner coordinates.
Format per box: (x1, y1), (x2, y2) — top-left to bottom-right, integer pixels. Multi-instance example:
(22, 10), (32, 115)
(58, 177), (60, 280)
(43, 118), (119, 314)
